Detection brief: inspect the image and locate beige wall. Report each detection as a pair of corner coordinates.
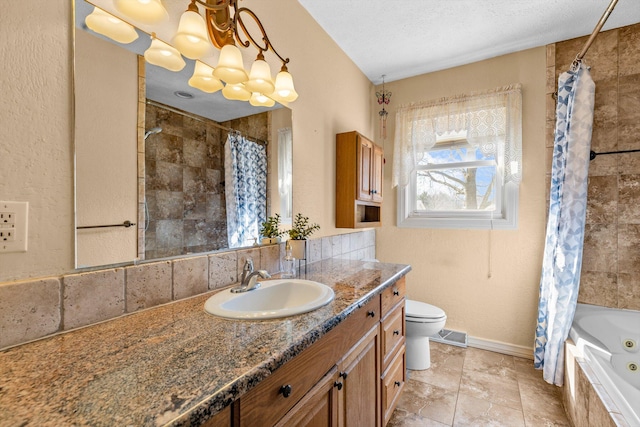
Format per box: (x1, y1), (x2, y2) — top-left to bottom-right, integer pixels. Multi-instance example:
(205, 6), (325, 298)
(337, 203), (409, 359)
(375, 48), (548, 351)
(75, 29), (138, 268)
(0, 0), (373, 282)
(0, 1), (74, 281)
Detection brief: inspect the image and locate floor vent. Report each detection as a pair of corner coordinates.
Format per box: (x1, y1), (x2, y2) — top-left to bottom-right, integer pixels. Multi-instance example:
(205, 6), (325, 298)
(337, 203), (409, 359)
(430, 329), (468, 348)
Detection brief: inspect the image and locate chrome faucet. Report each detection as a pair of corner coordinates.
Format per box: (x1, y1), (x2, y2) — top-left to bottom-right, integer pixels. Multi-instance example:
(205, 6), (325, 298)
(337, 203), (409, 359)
(231, 258), (271, 293)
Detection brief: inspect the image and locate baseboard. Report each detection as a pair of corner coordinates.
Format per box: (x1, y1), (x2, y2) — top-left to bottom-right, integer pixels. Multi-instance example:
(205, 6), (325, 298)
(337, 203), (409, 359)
(467, 336), (534, 360)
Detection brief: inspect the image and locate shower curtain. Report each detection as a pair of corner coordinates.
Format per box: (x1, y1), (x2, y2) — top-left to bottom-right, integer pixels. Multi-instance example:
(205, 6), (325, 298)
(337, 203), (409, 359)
(534, 63), (595, 385)
(224, 132), (267, 248)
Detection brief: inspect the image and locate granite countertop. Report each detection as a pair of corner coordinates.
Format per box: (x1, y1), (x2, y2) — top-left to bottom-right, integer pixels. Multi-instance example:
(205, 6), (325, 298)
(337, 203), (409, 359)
(0, 258), (410, 427)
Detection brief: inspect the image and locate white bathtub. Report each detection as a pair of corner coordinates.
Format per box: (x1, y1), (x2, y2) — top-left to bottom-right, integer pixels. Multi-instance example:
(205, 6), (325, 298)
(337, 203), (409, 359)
(569, 303), (640, 425)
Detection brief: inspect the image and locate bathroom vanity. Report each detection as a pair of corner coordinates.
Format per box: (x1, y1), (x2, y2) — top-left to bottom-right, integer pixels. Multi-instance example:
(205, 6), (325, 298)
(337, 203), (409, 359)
(0, 259), (409, 427)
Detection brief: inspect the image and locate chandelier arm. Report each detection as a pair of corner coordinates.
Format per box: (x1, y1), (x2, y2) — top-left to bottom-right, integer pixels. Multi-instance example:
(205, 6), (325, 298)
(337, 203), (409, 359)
(234, 7), (289, 65)
(194, 0), (233, 12)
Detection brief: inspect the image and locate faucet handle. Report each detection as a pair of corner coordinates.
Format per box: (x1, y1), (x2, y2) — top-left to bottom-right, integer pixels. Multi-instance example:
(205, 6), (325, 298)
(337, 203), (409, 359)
(244, 258), (254, 272)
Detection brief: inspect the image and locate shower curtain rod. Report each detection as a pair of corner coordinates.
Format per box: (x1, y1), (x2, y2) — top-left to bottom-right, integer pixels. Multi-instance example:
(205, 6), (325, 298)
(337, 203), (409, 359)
(572, 0), (619, 68)
(146, 100), (268, 145)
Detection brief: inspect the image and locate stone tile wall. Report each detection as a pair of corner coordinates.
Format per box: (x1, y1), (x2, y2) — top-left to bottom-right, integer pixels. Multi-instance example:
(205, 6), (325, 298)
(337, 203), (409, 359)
(144, 103), (270, 259)
(547, 23), (640, 311)
(0, 230), (376, 350)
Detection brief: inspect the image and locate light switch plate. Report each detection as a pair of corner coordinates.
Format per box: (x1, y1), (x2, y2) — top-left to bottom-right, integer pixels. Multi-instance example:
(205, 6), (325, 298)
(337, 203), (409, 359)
(0, 201), (28, 252)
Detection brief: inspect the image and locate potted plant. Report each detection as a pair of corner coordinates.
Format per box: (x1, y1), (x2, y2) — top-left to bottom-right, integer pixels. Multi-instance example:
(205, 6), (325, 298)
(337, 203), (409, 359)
(287, 213), (320, 259)
(259, 214), (284, 245)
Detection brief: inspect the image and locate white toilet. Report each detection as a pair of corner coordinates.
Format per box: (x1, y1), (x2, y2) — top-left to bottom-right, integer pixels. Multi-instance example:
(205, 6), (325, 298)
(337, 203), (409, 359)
(405, 299), (447, 370)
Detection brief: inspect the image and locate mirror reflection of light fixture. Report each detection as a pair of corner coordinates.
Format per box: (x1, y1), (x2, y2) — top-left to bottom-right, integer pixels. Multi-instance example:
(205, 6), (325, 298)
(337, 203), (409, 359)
(113, 0), (168, 24)
(249, 92), (276, 107)
(188, 60), (223, 93)
(97, 0), (297, 105)
(85, 7), (139, 44)
(222, 83), (251, 101)
(144, 34), (186, 72)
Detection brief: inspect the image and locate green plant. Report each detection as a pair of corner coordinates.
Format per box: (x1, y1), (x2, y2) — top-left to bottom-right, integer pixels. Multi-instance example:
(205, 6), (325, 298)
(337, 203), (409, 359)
(288, 213), (320, 240)
(259, 214), (284, 239)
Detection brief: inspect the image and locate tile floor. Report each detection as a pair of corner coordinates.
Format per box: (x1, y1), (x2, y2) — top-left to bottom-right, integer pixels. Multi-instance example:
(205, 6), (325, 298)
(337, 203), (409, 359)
(388, 342), (571, 426)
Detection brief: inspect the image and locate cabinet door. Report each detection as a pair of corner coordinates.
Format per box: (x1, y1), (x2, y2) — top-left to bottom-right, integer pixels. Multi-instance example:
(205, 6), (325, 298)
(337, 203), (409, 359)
(357, 136), (374, 201)
(275, 368), (339, 427)
(372, 144), (384, 203)
(336, 324), (380, 427)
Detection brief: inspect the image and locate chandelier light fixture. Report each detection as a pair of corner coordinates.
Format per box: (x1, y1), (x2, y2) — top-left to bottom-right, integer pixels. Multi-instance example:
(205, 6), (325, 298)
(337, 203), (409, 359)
(85, 0), (298, 105)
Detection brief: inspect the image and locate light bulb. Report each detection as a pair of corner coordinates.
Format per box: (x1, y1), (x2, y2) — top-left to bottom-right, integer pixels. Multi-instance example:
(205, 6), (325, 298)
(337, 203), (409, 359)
(144, 35), (185, 72)
(188, 61), (223, 93)
(246, 56), (275, 95)
(273, 66), (298, 102)
(213, 44), (248, 84)
(222, 83), (251, 101)
(113, 0), (168, 24)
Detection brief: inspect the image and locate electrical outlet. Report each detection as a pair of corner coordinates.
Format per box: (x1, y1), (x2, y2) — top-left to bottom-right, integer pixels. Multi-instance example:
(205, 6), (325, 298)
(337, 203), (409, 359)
(0, 229), (15, 241)
(0, 201), (28, 253)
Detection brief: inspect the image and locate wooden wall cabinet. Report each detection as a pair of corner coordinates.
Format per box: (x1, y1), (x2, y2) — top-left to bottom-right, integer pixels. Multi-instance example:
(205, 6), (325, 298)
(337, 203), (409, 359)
(336, 131), (383, 228)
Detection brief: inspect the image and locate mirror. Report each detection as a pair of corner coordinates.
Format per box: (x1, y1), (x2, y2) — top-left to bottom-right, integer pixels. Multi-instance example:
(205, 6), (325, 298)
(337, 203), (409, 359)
(74, 0), (292, 268)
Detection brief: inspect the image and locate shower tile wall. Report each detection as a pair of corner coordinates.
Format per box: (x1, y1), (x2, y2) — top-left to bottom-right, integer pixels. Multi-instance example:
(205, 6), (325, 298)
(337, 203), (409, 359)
(547, 22), (640, 311)
(144, 104), (270, 259)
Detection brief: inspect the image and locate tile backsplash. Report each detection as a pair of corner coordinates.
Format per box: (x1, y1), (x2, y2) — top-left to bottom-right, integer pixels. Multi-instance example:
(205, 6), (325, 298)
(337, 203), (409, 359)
(0, 230), (375, 350)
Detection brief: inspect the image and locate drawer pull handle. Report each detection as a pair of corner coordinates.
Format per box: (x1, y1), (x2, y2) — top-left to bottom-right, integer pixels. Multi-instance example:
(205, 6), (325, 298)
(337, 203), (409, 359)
(280, 384), (293, 398)
(334, 381), (343, 390)
(367, 311), (375, 317)
(393, 290), (399, 296)
(393, 330), (400, 336)
(394, 381), (401, 387)
(339, 371), (348, 379)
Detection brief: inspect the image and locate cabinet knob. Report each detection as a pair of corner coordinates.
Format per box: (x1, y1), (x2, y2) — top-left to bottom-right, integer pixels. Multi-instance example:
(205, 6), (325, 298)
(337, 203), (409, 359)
(280, 384), (293, 398)
(394, 381), (401, 387)
(393, 290), (399, 296)
(367, 311), (375, 318)
(393, 330), (400, 336)
(334, 381), (343, 390)
(339, 371), (348, 379)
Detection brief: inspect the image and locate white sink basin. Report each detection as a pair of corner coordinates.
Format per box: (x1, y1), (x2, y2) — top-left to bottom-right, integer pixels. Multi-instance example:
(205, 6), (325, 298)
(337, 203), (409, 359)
(204, 279), (335, 320)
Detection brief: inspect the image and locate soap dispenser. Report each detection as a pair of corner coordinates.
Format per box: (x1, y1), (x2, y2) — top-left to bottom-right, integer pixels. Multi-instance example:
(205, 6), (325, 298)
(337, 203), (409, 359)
(282, 241), (296, 278)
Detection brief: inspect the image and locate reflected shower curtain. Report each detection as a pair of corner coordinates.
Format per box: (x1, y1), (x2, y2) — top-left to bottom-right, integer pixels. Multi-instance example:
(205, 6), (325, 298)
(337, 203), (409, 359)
(534, 63), (595, 385)
(224, 132), (267, 248)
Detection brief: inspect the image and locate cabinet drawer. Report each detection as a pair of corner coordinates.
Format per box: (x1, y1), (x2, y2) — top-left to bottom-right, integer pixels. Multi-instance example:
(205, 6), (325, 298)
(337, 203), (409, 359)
(381, 277), (406, 316)
(381, 345), (406, 427)
(381, 302), (405, 369)
(239, 295), (380, 427)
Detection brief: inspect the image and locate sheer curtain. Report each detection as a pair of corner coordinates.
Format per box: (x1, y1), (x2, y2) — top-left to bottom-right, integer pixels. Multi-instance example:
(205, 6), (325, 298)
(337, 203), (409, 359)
(392, 84), (522, 189)
(224, 132), (267, 248)
(535, 63), (595, 385)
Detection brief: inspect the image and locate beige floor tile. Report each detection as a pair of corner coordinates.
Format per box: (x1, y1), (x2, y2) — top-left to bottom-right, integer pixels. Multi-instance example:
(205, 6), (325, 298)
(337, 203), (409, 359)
(389, 345), (571, 427)
(463, 347), (517, 379)
(460, 369), (522, 411)
(397, 378), (458, 425)
(388, 408), (449, 427)
(453, 393), (525, 427)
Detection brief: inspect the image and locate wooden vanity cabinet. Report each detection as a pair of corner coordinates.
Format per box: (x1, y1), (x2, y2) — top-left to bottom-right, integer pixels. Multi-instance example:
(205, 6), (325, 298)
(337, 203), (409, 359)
(336, 131), (383, 228)
(380, 277), (406, 427)
(228, 278), (407, 427)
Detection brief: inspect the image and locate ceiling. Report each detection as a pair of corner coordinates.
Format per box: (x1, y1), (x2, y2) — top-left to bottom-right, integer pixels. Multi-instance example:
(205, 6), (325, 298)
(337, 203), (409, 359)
(298, 0), (640, 84)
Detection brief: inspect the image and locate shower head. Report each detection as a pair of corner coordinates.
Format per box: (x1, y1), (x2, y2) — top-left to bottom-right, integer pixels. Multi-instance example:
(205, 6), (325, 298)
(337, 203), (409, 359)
(144, 127), (162, 139)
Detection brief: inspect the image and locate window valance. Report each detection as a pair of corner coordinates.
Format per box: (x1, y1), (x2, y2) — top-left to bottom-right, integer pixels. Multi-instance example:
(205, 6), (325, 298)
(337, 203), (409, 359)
(392, 84), (522, 188)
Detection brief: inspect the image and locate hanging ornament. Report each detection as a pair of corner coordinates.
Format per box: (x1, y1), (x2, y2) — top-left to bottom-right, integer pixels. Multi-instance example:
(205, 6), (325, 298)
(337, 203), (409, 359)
(376, 75), (392, 140)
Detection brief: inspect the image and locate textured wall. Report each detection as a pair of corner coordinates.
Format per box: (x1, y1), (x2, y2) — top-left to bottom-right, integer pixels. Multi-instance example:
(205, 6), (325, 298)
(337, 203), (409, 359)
(375, 48), (548, 351)
(549, 23), (640, 311)
(0, 1), (74, 281)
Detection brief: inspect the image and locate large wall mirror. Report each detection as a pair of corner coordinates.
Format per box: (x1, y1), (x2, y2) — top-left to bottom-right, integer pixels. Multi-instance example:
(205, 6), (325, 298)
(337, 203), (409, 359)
(74, 0), (292, 268)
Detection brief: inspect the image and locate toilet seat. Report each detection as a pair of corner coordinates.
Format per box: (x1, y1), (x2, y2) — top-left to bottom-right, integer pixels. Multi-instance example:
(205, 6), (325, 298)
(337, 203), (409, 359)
(405, 299), (446, 322)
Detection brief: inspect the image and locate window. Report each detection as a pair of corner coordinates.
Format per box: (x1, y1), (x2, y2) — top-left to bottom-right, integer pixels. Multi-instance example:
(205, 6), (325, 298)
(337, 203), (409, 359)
(393, 85), (522, 229)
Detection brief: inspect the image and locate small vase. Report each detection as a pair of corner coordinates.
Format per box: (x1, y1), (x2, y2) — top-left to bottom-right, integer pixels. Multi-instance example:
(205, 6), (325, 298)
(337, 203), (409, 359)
(289, 239), (307, 259)
(261, 237), (281, 245)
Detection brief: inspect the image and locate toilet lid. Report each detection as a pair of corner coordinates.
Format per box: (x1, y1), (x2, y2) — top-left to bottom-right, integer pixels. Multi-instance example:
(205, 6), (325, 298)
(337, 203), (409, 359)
(405, 299), (446, 320)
